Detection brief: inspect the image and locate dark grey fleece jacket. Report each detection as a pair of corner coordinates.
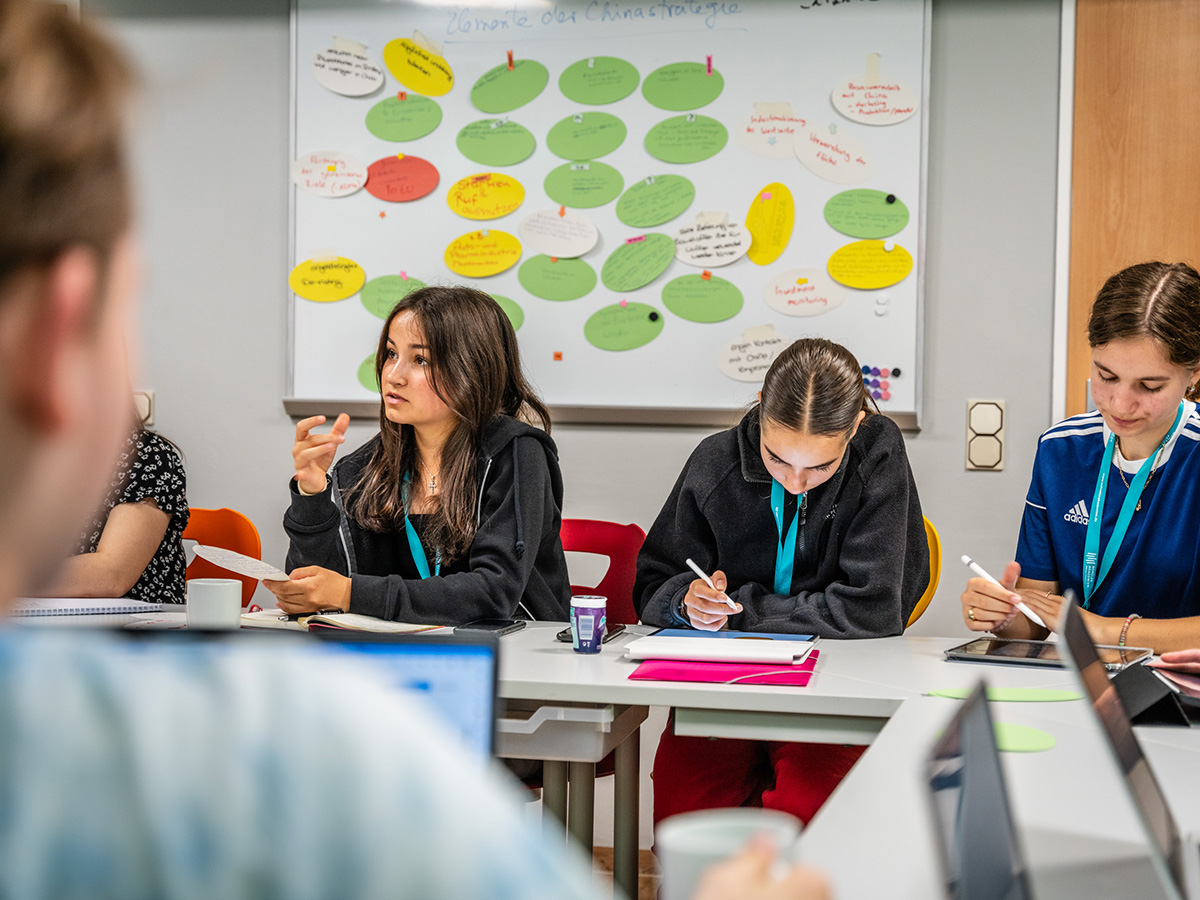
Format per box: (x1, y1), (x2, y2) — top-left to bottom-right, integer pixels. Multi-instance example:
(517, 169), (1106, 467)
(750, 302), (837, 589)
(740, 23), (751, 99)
(634, 408), (929, 637)
(284, 416), (571, 624)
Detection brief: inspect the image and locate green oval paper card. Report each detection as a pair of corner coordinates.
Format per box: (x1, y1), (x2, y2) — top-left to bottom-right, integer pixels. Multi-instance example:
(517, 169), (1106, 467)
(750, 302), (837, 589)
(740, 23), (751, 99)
(585, 302), (664, 351)
(361, 274), (428, 319)
(518, 255), (597, 302)
(824, 189), (910, 239)
(546, 111), (627, 160)
(559, 56), (640, 105)
(471, 59), (549, 113)
(544, 161), (624, 209)
(365, 95), (442, 142)
(617, 175), (695, 227)
(662, 274), (742, 323)
(601, 233), (676, 292)
(645, 115), (727, 164)
(642, 61), (724, 111)
(456, 119), (536, 167)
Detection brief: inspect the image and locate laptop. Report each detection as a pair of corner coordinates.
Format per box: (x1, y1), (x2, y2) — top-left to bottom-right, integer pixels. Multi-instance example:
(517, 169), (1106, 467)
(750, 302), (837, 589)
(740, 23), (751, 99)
(1056, 592), (1194, 900)
(926, 679), (1035, 900)
(312, 629), (500, 758)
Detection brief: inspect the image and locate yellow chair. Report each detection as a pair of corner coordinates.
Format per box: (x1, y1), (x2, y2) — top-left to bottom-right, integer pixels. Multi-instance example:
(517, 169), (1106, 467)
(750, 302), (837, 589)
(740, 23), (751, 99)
(906, 516), (941, 627)
(182, 507), (262, 607)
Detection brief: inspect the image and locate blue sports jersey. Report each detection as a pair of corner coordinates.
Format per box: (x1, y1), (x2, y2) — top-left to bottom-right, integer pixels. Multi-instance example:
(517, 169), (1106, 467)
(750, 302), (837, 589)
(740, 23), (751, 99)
(1016, 402), (1200, 619)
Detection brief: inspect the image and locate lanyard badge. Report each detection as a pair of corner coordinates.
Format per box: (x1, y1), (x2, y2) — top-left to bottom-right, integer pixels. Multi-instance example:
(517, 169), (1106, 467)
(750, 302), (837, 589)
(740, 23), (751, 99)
(770, 479), (805, 596)
(1082, 402), (1183, 606)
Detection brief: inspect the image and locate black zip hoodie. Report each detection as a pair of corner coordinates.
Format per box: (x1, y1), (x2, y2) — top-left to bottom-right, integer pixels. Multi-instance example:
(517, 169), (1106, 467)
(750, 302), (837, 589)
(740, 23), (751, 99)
(635, 408), (929, 637)
(284, 416), (571, 624)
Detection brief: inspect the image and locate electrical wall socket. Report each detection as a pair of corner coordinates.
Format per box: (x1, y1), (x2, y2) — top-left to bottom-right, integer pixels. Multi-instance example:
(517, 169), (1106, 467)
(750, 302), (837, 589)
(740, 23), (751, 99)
(966, 399), (1004, 471)
(133, 390), (154, 427)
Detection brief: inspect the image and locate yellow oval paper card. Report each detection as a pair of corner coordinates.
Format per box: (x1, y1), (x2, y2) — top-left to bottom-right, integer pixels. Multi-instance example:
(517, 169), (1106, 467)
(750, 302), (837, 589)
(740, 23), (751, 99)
(289, 257), (366, 302)
(384, 38), (453, 96)
(745, 183), (793, 266)
(827, 240), (913, 290)
(446, 172), (525, 220)
(444, 229), (521, 277)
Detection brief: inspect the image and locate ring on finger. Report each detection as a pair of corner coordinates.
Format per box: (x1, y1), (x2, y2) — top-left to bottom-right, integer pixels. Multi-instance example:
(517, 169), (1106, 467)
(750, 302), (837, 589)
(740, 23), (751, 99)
(968, 607), (976, 621)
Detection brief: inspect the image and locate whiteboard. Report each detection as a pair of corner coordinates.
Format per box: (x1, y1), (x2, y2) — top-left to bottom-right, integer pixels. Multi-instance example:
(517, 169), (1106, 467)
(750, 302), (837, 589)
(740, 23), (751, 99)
(288, 0), (929, 426)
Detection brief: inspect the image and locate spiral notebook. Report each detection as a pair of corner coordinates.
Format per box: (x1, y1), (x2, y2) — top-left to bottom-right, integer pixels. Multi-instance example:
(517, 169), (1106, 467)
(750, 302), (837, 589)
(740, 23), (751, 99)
(11, 598), (164, 617)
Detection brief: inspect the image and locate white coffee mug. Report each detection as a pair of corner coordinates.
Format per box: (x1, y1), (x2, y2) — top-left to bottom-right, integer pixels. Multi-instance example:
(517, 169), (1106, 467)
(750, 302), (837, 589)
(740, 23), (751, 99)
(186, 578), (243, 630)
(655, 808), (801, 900)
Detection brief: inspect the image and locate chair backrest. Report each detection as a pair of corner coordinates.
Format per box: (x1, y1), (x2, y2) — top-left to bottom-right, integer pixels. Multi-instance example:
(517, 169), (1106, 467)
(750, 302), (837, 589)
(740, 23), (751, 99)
(559, 518), (646, 625)
(906, 516), (941, 628)
(182, 507), (263, 607)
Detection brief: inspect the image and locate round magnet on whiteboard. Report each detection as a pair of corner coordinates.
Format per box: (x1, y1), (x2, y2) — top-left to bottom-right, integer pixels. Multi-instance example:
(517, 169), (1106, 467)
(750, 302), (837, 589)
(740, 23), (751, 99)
(649, 311), (659, 321)
(870, 378), (880, 388)
(880, 390), (891, 401)
(886, 194), (896, 204)
(872, 390), (882, 399)
(881, 367), (891, 378)
(876, 293), (889, 305)
(880, 380), (889, 390)
(883, 241), (895, 252)
(870, 367), (880, 376)
(861, 366), (871, 375)
(874, 307), (887, 316)
(892, 367), (902, 377)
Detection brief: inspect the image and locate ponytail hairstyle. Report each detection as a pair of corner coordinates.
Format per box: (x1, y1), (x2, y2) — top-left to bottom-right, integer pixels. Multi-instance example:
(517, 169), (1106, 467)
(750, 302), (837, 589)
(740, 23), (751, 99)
(758, 338), (877, 438)
(1088, 262), (1200, 401)
(347, 285), (550, 562)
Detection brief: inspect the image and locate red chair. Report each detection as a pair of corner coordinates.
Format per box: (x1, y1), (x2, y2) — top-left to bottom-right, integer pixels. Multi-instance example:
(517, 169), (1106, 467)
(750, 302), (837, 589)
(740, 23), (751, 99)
(182, 507), (262, 607)
(559, 518), (646, 625)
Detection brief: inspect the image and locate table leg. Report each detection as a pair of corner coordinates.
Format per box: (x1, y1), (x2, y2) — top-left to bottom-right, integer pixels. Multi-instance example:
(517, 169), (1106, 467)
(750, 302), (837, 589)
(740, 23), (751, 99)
(543, 759), (569, 841)
(613, 729), (641, 900)
(567, 760), (596, 850)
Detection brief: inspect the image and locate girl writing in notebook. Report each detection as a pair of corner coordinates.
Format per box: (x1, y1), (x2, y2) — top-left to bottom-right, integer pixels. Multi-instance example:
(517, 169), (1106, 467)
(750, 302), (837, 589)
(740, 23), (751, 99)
(635, 337), (930, 825)
(961, 262), (1200, 653)
(268, 285), (571, 625)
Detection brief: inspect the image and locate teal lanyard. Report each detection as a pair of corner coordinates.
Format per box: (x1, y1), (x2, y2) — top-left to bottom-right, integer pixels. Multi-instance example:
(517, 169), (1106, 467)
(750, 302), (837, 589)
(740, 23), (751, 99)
(402, 475), (441, 579)
(770, 480), (805, 596)
(1082, 402), (1183, 606)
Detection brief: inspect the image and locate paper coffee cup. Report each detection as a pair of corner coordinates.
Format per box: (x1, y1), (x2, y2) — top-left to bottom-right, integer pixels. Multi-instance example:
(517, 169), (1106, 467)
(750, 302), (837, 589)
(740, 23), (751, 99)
(655, 808), (801, 900)
(569, 595), (606, 653)
(186, 578), (243, 630)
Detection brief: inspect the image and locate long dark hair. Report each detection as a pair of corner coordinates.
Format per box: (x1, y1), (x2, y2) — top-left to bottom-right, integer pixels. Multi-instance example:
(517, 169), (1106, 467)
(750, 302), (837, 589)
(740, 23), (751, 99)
(347, 285), (549, 562)
(758, 338), (876, 437)
(1088, 262), (1200, 401)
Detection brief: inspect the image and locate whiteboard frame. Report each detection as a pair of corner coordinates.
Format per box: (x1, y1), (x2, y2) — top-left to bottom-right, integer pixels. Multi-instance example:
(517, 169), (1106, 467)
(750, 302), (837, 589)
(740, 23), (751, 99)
(283, 0), (932, 431)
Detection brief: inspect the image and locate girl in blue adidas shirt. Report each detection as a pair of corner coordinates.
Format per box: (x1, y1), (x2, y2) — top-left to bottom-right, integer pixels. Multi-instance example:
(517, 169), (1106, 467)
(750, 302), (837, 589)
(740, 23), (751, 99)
(962, 262), (1200, 652)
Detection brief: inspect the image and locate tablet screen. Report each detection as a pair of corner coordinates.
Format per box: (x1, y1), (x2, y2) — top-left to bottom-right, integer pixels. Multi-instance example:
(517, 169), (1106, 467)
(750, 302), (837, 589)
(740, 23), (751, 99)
(945, 638), (1151, 670)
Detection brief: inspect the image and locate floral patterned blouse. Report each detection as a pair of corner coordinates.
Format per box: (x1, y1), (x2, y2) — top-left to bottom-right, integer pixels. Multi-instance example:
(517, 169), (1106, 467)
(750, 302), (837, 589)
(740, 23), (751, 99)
(73, 430), (189, 603)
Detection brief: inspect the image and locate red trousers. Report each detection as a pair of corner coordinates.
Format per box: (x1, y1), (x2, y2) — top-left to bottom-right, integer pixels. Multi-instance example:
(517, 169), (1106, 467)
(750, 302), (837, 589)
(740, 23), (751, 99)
(652, 712), (865, 827)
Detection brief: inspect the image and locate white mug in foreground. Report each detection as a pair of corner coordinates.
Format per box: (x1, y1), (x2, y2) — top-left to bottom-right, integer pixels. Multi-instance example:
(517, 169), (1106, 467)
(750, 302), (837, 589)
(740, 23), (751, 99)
(186, 578), (243, 630)
(656, 808), (802, 900)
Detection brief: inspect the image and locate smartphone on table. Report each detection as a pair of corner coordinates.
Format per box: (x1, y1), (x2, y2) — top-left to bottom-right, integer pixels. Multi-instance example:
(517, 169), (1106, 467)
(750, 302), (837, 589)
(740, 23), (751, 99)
(455, 618), (526, 636)
(556, 623), (627, 643)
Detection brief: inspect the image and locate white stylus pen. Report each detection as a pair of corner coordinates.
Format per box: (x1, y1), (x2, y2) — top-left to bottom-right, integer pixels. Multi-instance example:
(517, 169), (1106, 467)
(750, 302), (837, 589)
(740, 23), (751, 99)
(684, 558), (738, 610)
(961, 555), (1049, 631)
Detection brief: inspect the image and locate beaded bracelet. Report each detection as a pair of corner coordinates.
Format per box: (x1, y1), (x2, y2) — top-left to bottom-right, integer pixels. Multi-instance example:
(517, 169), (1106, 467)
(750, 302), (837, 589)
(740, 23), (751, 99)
(1118, 613), (1142, 647)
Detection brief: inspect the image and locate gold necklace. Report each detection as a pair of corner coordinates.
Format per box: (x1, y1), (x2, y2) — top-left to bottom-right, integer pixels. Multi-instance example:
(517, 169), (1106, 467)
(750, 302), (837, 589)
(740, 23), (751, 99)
(1114, 437), (1164, 512)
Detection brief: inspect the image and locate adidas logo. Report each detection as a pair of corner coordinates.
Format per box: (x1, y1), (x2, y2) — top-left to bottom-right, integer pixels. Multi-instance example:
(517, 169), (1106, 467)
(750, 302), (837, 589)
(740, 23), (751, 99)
(1064, 500), (1089, 525)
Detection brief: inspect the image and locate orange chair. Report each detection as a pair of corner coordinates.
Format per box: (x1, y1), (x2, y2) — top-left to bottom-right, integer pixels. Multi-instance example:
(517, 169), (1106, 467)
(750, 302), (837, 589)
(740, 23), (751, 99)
(182, 507), (262, 607)
(559, 518), (646, 625)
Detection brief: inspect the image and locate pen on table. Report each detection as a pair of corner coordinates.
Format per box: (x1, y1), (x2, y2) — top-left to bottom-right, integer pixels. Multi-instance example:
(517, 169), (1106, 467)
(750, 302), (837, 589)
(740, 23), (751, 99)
(684, 558), (739, 611)
(279, 608), (344, 621)
(960, 555), (1049, 631)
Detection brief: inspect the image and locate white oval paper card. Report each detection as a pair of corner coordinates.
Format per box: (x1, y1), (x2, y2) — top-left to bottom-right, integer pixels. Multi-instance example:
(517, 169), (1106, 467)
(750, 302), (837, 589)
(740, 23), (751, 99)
(518, 208), (598, 259)
(673, 213), (749, 268)
(763, 269), (846, 318)
(312, 39), (384, 97)
(718, 325), (791, 383)
(291, 151), (367, 198)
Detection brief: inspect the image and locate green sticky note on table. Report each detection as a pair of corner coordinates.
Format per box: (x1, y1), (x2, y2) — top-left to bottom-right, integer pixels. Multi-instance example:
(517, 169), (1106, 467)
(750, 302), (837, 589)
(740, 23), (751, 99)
(546, 112), (627, 160)
(617, 175), (695, 227)
(642, 61), (724, 111)
(544, 161), (624, 209)
(360, 275), (427, 320)
(662, 274), (743, 323)
(994, 722), (1056, 753)
(928, 687), (1082, 702)
(491, 294), (524, 331)
(559, 56), (640, 105)
(365, 95), (442, 142)
(824, 189), (910, 239)
(471, 59), (548, 113)
(645, 115), (728, 164)
(456, 119), (536, 167)
(601, 234), (676, 292)
(518, 255), (596, 302)
(584, 302), (664, 351)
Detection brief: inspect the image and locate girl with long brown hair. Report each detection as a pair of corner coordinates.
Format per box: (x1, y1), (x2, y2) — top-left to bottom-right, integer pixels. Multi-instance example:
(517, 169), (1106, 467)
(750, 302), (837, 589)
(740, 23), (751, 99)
(269, 285), (571, 624)
(962, 261), (1200, 652)
(635, 337), (929, 827)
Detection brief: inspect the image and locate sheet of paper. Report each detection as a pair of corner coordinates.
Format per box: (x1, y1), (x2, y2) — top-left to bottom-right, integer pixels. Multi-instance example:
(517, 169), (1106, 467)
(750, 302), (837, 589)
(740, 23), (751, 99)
(547, 111), (627, 160)
(827, 239), (913, 290)
(558, 55), (640, 105)
(291, 151), (367, 198)
(642, 61), (724, 111)
(365, 154), (439, 203)
(289, 257), (365, 303)
(471, 58), (549, 113)
(193, 545), (288, 582)
(544, 161), (623, 209)
(673, 213), (749, 267)
(456, 119), (536, 167)
(584, 302), (663, 352)
(365, 94), (442, 142)
(443, 230), (522, 277)
(600, 233), (675, 291)
(517, 208), (598, 258)
(662, 273), (743, 323)
(717, 325), (791, 383)
(383, 37), (453, 96)
(831, 54), (918, 125)
(312, 42), (384, 97)
(446, 172), (525, 220)
(645, 114), (727, 164)
(824, 188), (909, 239)
(763, 269), (846, 318)
(518, 255), (597, 301)
(796, 124), (873, 184)
(616, 174), (695, 227)
(737, 102), (807, 159)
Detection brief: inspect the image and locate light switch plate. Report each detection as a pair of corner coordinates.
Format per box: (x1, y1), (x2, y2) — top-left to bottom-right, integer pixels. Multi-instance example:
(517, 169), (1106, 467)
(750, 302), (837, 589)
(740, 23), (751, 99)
(966, 399), (1004, 471)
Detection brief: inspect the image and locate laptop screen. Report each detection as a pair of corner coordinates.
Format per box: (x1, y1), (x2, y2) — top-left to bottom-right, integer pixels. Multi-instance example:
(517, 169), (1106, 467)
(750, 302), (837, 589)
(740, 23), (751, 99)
(926, 680), (1033, 900)
(314, 630), (499, 758)
(1057, 593), (1184, 898)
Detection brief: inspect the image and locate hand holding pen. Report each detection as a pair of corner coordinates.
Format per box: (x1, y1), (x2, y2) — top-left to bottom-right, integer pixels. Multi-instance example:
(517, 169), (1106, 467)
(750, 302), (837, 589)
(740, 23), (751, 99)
(959, 556), (1050, 634)
(684, 558), (742, 632)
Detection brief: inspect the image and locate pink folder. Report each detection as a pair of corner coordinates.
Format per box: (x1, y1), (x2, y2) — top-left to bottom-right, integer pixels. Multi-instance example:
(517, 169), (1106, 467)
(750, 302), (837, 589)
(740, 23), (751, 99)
(628, 649), (820, 686)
